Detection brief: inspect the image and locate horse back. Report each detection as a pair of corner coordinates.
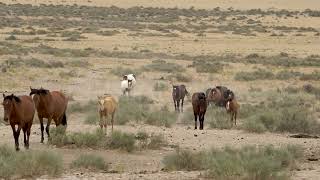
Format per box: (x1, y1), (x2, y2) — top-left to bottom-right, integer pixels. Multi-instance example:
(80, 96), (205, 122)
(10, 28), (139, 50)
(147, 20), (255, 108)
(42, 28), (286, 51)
(50, 91), (68, 111)
(103, 96), (117, 113)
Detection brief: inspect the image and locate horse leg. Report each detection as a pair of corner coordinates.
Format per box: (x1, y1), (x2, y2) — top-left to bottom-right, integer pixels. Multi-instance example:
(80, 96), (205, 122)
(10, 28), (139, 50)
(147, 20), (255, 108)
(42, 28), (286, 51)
(173, 100), (177, 112)
(194, 113), (198, 129)
(26, 123), (31, 149)
(234, 111), (237, 126)
(99, 113), (104, 130)
(200, 114), (204, 130)
(181, 98), (184, 113)
(39, 117), (45, 143)
(177, 99), (180, 112)
(104, 114), (108, 135)
(46, 117), (52, 139)
(12, 125), (21, 151)
(111, 112), (115, 132)
(23, 127), (27, 148)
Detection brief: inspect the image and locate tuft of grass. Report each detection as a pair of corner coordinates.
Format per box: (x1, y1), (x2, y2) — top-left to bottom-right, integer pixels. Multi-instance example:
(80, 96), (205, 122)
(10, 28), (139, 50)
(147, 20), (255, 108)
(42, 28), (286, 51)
(69, 129), (105, 148)
(84, 112), (99, 125)
(153, 82), (168, 91)
(110, 66), (138, 77)
(5, 35), (17, 40)
(190, 60), (224, 73)
(48, 126), (69, 147)
(241, 94), (320, 134)
(146, 106), (177, 128)
(168, 73), (192, 82)
(207, 108), (233, 129)
(0, 145), (63, 179)
(68, 100), (96, 114)
(108, 131), (136, 152)
(71, 154), (107, 171)
(163, 145), (302, 179)
(234, 69), (274, 81)
(148, 134), (167, 149)
(142, 60), (185, 73)
(300, 71), (320, 81)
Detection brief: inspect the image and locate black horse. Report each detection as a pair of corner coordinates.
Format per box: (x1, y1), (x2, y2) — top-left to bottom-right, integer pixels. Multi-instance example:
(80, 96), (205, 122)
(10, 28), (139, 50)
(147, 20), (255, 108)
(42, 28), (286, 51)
(172, 85), (188, 112)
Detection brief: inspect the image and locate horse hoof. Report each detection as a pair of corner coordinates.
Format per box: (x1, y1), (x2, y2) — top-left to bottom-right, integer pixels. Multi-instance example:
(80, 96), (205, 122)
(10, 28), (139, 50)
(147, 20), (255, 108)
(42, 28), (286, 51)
(15, 147), (20, 151)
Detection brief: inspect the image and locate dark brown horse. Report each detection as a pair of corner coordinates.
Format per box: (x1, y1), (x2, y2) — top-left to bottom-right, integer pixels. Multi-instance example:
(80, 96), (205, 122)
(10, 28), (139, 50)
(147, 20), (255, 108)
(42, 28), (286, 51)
(225, 90), (239, 126)
(192, 92), (207, 130)
(30, 87), (68, 143)
(2, 94), (35, 151)
(207, 86), (229, 107)
(172, 85), (189, 112)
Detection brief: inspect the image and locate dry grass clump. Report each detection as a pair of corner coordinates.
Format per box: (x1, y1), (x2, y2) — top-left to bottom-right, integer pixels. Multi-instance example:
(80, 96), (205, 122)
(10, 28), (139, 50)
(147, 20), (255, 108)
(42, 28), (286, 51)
(163, 145), (302, 179)
(71, 154), (108, 171)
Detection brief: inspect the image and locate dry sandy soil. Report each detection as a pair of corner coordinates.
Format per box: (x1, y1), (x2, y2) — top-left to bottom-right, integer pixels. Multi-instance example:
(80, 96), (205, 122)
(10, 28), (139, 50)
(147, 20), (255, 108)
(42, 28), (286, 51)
(0, 0), (320, 179)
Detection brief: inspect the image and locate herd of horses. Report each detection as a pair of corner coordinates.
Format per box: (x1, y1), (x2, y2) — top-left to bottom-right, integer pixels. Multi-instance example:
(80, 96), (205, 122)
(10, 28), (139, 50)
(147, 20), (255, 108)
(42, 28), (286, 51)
(172, 85), (239, 130)
(1, 74), (239, 151)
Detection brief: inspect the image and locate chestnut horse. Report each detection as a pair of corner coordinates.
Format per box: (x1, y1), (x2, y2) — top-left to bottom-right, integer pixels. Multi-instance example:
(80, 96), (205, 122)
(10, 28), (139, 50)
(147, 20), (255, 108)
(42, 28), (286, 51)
(192, 92), (207, 130)
(225, 90), (239, 126)
(2, 94), (35, 151)
(30, 87), (68, 143)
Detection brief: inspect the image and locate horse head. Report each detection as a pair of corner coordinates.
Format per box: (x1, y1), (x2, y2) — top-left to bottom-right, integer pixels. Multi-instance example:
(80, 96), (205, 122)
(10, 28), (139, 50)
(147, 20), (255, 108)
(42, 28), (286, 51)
(2, 94), (21, 122)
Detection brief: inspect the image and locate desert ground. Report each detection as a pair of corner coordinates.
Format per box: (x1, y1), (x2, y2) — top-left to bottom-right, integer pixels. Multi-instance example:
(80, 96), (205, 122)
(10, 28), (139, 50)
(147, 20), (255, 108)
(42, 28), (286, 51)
(0, 0), (320, 179)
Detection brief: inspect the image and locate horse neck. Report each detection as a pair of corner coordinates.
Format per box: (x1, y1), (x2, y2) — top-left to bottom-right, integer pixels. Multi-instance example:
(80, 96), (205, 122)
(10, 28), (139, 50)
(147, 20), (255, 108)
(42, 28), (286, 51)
(39, 93), (53, 111)
(10, 101), (22, 121)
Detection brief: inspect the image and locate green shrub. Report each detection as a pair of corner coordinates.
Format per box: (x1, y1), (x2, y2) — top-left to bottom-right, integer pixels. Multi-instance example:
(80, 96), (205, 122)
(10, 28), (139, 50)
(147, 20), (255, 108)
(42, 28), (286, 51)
(207, 108), (233, 129)
(69, 129), (105, 148)
(0, 145), (63, 179)
(168, 73), (192, 82)
(146, 106), (177, 127)
(275, 70), (302, 80)
(5, 35), (17, 40)
(241, 94), (320, 134)
(110, 66), (138, 77)
(235, 69), (274, 81)
(108, 131), (136, 152)
(68, 100), (96, 114)
(148, 134), (167, 149)
(153, 82), (168, 91)
(71, 154), (107, 171)
(142, 60), (185, 73)
(163, 145), (302, 179)
(84, 112), (99, 125)
(300, 71), (320, 81)
(190, 60), (224, 73)
(48, 126), (69, 147)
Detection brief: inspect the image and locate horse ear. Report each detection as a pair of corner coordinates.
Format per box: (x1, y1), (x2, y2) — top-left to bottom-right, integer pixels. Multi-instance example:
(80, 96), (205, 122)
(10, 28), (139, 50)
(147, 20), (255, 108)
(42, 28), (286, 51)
(2, 93), (5, 98)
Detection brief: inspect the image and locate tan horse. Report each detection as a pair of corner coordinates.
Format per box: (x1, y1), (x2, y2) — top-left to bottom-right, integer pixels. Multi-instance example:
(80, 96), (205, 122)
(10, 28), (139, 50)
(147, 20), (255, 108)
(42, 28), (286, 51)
(30, 87), (68, 143)
(2, 94), (35, 151)
(98, 95), (117, 134)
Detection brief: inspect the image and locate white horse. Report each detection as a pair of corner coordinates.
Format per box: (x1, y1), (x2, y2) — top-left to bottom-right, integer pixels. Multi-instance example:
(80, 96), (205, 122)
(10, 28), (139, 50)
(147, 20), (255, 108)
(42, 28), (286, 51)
(121, 74), (136, 96)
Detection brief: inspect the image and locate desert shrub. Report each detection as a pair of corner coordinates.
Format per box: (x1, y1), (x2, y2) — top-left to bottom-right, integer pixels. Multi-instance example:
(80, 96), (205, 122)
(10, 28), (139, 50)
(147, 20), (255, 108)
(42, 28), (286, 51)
(148, 134), (167, 149)
(241, 94), (320, 134)
(5, 35), (17, 40)
(97, 30), (120, 36)
(168, 73), (192, 82)
(207, 108), (233, 129)
(275, 70), (302, 80)
(136, 131), (149, 149)
(59, 70), (78, 78)
(66, 60), (90, 68)
(69, 129), (105, 148)
(190, 60), (224, 73)
(116, 96), (153, 125)
(0, 145), (63, 179)
(48, 126), (69, 147)
(142, 60), (185, 73)
(26, 58), (64, 68)
(84, 112), (99, 125)
(68, 100), (96, 114)
(234, 69), (274, 81)
(300, 71), (320, 81)
(110, 66), (138, 77)
(163, 145), (302, 179)
(71, 154), (107, 171)
(108, 131), (136, 152)
(146, 106), (177, 127)
(153, 82), (168, 91)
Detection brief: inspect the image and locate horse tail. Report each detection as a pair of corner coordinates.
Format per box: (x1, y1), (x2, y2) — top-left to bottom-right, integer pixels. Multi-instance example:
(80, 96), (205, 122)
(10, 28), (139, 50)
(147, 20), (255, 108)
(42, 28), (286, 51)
(61, 112), (67, 126)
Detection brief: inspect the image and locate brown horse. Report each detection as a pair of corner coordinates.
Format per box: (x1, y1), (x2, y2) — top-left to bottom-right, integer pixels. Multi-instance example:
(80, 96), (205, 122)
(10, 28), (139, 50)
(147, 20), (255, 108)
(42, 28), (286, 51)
(98, 95), (117, 134)
(207, 86), (229, 107)
(30, 87), (68, 143)
(192, 92), (207, 130)
(172, 85), (189, 112)
(2, 94), (35, 151)
(225, 90), (239, 126)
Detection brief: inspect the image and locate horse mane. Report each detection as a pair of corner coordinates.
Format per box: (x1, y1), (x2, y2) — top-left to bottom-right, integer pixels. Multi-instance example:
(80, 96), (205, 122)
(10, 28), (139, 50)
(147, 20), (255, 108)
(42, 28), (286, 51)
(3, 94), (21, 103)
(29, 88), (50, 96)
